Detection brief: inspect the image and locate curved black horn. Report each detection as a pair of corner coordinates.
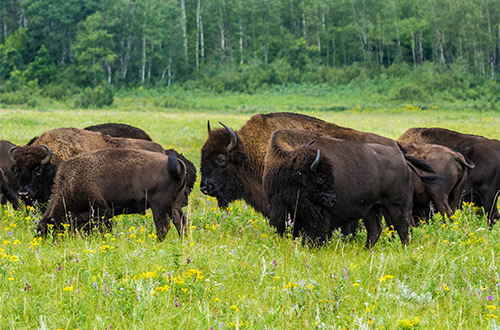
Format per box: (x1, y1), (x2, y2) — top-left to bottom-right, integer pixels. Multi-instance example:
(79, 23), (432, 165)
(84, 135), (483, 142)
(310, 149), (320, 172)
(40, 145), (52, 165)
(207, 121), (211, 134)
(7, 146), (19, 164)
(219, 121), (237, 152)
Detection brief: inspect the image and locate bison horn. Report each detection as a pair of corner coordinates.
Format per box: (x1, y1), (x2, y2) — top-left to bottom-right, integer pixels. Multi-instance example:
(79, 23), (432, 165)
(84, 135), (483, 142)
(219, 121), (237, 152)
(207, 121), (211, 134)
(40, 145), (52, 165)
(7, 146), (19, 164)
(310, 149), (320, 172)
(306, 139), (316, 146)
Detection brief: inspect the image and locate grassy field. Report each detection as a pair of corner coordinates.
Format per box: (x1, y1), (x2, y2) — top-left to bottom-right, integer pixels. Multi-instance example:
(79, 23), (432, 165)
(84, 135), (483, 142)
(1, 105), (500, 329)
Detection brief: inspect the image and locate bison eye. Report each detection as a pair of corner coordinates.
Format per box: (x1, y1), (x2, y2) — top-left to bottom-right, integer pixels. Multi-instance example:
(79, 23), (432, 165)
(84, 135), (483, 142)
(34, 166), (43, 176)
(215, 155), (226, 167)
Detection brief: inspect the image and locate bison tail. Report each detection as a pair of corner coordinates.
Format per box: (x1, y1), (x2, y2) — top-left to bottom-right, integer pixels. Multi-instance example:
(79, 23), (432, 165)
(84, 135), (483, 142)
(167, 152), (187, 182)
(418, 174), (446, 186)
(404, 155), (436, 174)
(460, 155), (475, 169)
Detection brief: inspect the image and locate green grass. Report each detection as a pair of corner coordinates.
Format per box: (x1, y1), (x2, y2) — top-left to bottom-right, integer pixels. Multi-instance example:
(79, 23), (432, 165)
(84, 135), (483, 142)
(1, 106), (500, 329)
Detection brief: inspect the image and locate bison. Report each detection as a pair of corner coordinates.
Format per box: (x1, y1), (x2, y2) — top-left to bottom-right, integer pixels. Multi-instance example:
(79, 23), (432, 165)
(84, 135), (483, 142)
(399, 127), (500, 225)
(84, 123), (153, 141)
(0, 140), (19, 208)
(38, 149), (190, 241)
(263, 129), (419, 248)
(399, 141), (475, 219)
(200, 112), (434, 218)
(8, 127), (165, 206)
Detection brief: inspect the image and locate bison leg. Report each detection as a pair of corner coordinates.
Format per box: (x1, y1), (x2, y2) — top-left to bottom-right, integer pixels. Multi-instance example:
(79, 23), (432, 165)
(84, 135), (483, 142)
(150, 203), (171, 241)
(363, 207), (383, 249)
(383, 207), (410, 245)
(268, 199), (289, 235)
(172, 207), (187, 236)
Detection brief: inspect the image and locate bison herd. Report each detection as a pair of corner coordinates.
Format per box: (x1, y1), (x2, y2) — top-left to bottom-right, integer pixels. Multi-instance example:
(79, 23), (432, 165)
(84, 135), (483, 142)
(0, 112), (498, 248)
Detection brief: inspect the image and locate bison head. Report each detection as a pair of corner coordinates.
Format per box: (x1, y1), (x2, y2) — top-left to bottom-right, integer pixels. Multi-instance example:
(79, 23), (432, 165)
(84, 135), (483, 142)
(200, 121), (248, 209)
(8, 144), (57, 205)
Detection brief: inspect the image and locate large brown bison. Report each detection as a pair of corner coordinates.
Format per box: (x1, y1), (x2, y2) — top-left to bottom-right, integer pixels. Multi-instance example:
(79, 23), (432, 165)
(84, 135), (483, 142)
(8, 127), (165, 205)
(38, 149), (190, 241)
(200, 112), (434, 218)
(399, 141), (475, 219)
(84, 123), (153, 141)
(263, 129), (418, 248)
(399, 127), (500, 225)
(0, 140), (19, 208)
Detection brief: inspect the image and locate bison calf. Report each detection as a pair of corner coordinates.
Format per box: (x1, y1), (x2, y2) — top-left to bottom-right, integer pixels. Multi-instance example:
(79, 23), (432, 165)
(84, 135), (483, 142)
(264, 129), (417, 248)
(38, 149), (191, 241)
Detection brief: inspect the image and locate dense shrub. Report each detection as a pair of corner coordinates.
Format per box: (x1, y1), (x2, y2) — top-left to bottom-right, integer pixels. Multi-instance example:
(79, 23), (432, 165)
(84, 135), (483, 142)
(75, 85), (114, 108)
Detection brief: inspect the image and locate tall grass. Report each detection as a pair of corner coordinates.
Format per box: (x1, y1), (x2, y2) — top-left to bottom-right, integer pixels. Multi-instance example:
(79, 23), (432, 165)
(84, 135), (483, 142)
(0, 107), (499, 329)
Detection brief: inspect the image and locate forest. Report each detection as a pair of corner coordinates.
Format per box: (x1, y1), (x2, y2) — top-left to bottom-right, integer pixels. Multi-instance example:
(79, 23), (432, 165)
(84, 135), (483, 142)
(1, 0), (500, 107)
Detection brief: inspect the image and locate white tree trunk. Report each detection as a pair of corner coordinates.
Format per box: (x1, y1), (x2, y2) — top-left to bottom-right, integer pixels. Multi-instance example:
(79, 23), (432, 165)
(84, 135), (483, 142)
(180, 0), (188, 61)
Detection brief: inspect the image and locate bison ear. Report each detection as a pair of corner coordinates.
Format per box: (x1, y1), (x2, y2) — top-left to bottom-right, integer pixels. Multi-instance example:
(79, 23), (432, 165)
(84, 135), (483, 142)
(293, 171), (308, 186)
(234, 152), (248, 165)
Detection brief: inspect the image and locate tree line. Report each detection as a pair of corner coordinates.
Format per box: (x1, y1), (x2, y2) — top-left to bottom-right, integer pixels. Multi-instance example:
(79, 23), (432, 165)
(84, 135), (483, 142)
(1, 0), (499, 92)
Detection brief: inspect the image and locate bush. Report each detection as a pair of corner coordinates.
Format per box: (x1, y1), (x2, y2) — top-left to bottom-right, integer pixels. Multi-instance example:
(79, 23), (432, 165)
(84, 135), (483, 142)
(75, 85), (114, 108)
(390, 82), (428, 101)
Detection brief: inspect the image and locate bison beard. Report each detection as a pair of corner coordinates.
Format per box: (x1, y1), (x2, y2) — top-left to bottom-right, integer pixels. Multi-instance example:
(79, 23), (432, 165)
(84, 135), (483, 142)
(37, 149), (190, 241)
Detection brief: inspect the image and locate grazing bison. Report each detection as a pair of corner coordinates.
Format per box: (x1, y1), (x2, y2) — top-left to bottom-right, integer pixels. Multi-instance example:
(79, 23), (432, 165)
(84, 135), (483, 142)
(263, 129), (418, 248)
(84, 123), (153, 141)
(399, 127), (500, 225)
(398, 142), (475, 219)
(200, 112), (434, 218)
(0, 140), (19, 208)
(9, 127), (165, 205)
(38, 149), (190, 241)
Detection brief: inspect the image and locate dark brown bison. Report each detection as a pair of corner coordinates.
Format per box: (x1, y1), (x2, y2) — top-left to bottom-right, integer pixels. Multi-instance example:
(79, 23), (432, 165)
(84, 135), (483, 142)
(84, 123), (153, 141)
(399, 127), (500, 225)
(8, 127), (165, 205)
(398, 141), (475, 219)
(200, 112), (434, 218)
(38, 149), (190, 241)
(263, 129), (418, 248)
(0, 140), (19, 208)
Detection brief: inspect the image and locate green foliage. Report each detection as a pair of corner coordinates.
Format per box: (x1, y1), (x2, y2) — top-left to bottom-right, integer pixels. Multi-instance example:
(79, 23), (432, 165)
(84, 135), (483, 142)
(390, 82), (428, 101)
(74, 85), (114, 108)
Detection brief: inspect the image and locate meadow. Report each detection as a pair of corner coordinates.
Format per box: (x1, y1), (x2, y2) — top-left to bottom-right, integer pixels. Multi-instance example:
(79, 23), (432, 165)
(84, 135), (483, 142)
(1, 104), (500, 329)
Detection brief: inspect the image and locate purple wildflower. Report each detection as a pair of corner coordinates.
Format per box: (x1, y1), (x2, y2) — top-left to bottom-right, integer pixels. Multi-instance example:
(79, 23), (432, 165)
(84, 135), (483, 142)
(488, 295), (493, 301)
(186, 257), (191, 264)
(57, 262), (62, 271)
(272, 259), (278, 268)
(175, 298), (179, 307)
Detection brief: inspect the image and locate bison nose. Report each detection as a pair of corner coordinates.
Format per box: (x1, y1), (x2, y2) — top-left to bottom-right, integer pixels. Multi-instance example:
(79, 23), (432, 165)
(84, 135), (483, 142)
(200, 181), (213, 195)
(18, 186), (33, 198)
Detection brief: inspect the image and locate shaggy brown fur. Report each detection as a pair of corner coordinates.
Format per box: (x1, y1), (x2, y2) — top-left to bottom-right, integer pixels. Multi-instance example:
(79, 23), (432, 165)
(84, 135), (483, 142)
(84, 123), (153, 141)
(263, 129), (415, 248)
(39, 149), (188, 241)
(10, 127), (165, 205)
(399, 127), (499, 225)
(398, 141), (474, 219)
(200, 112), (431, 218)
